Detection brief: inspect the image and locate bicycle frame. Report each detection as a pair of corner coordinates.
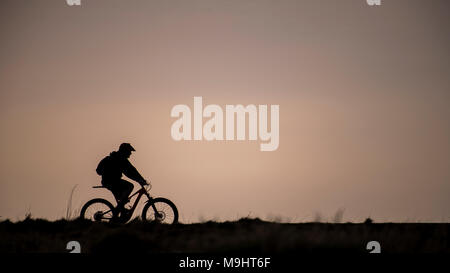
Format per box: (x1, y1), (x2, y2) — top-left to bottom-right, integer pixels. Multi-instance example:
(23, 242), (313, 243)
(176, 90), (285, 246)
(91, 184), (163, 221)
(85, 183), (173, 222)
(124, 186), (153, 214)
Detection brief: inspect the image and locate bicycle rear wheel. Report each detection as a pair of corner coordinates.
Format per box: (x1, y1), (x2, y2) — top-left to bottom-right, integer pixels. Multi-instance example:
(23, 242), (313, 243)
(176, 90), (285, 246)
(80, 198), (115, 222)
(142, 198), (178, 224)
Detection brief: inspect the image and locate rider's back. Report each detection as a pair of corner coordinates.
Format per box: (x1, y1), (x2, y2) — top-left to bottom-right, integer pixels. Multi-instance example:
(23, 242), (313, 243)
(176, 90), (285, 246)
(96, 151), (145, 185)
(96, 152), (124, 182)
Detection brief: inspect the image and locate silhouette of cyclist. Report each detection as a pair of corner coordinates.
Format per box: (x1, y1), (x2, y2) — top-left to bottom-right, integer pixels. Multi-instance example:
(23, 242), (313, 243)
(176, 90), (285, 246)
(96, 143), (148, 211)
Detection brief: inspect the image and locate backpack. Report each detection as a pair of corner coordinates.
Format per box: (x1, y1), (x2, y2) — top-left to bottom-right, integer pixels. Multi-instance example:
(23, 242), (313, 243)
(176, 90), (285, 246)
(96, 156), (111, 175)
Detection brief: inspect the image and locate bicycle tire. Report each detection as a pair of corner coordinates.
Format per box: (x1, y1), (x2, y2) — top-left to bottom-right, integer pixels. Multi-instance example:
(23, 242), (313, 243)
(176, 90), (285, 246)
(80, 198), (115, 222)
(142, 197), (179, 224)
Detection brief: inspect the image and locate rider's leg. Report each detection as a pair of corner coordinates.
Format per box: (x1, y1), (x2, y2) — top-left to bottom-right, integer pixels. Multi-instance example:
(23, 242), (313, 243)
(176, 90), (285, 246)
(120, 179), (134, 202)
(113, 180), (134, 211)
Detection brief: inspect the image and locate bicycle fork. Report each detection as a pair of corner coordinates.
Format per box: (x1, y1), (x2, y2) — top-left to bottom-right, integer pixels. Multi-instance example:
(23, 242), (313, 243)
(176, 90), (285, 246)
(145, 195), (163, 220)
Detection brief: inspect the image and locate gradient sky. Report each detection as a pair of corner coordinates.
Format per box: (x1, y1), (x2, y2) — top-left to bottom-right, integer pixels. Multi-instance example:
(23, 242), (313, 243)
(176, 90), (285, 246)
(1, 0), (449, 222)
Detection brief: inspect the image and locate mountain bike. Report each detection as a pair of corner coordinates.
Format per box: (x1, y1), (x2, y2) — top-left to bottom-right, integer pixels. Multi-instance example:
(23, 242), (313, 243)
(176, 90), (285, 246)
(80, 182), (178, 224)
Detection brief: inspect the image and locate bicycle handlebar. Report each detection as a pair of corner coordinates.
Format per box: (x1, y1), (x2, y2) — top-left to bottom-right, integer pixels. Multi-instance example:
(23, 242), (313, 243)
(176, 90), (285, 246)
(142, 180), (152, 191)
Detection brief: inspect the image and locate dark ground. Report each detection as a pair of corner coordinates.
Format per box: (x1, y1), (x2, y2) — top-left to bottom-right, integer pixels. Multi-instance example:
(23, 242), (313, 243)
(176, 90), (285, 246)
(0, 217), (448, 254)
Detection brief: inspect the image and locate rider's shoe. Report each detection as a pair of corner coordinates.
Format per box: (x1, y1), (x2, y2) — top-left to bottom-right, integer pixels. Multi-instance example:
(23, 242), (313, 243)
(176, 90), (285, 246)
(116, 200), (132, 215)
(119, 207), (132, 221)
(116, 199), (127, 210)
(111, 206), (132, 223)
(121, 207), (132, 215)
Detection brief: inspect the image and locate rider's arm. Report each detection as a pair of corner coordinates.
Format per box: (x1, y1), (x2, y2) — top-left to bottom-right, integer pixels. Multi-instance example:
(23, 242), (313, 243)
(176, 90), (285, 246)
(123, 160), (146, 185)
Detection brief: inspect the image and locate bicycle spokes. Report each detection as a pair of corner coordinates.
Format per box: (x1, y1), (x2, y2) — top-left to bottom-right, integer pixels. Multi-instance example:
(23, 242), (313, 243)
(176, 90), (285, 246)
(155, 211), (165, 221)
(143, 199), (177, 224)
(84, 203), (113, 222)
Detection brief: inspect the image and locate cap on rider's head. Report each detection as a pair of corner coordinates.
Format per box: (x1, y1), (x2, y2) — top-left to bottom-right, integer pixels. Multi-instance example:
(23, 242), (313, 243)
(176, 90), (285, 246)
(119, 143), (136, 152)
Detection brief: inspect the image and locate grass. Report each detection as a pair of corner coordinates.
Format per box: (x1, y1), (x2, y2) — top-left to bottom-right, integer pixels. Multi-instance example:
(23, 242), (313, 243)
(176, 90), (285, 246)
(0, 217), (448, 254)
(65, 184), (78, 220)
(6, 190), (444, 254)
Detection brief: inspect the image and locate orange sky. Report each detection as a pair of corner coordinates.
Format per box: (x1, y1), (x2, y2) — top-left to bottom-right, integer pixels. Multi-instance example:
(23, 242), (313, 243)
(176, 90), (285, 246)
(1, 0), (449, 222)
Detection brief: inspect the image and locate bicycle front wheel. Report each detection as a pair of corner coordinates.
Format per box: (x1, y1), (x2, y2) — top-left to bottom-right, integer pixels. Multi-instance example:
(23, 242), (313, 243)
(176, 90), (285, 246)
(142, 198), (178, 224)
(80, 198), (115, 222)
